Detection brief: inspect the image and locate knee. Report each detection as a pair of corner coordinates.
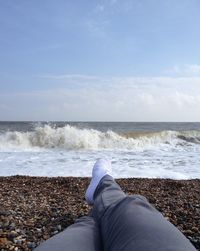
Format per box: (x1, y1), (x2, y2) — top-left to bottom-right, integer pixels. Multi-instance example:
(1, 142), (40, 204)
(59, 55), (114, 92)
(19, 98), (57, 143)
(119, 195), (158, 214)
(129, 194), (149, 202)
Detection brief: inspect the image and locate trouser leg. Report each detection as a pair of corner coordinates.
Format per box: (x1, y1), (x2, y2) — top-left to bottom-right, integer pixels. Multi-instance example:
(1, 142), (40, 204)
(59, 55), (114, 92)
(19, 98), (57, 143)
(91, 175), (126, 221)
(34, 216), (102, 251)
(92, 175), (196, 251)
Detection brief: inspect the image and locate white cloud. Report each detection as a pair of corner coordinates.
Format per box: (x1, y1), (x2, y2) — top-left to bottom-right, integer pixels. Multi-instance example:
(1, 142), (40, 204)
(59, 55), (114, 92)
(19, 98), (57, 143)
(185, 64), (200, 74)
(1, 75), (200, 121)
(165, 64), (200, 76)
(39, 74), (101, 82)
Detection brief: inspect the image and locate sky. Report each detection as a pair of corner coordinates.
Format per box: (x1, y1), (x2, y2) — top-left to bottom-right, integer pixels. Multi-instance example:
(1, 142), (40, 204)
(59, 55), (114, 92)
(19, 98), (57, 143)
(1, 0), (200, 121)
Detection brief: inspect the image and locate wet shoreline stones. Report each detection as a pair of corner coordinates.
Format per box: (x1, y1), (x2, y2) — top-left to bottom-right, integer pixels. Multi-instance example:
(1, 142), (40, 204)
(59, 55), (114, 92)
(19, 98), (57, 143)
(0, 176), (199, 250)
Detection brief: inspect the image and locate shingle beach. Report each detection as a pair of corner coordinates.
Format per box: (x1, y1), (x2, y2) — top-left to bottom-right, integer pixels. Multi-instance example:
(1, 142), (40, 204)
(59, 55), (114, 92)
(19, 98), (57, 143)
(0, 176), (199, 250)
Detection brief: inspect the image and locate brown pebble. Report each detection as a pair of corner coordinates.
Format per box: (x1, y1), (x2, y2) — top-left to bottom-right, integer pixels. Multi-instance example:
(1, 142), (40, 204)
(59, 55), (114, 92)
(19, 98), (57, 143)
(0, 176), (199, 250)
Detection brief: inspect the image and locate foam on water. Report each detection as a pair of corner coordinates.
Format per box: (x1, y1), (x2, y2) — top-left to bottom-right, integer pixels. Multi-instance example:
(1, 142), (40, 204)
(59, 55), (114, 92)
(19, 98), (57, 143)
(0, 124), (200, 179)
(1, 124), (200, 151)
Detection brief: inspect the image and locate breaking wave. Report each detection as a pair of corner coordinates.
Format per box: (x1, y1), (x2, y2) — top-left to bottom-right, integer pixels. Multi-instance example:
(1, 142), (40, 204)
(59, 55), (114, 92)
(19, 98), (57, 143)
(0, 125), (200, 151)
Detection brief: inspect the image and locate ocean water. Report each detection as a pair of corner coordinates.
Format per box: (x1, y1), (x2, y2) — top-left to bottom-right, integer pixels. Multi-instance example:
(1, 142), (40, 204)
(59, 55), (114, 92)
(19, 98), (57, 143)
(0, 121), (200, 179)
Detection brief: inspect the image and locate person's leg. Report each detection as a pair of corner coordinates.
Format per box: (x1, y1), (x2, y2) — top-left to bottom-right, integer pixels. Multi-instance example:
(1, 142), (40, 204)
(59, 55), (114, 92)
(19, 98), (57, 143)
(34, 216), (102, 251)
(87, 159), (196, 251)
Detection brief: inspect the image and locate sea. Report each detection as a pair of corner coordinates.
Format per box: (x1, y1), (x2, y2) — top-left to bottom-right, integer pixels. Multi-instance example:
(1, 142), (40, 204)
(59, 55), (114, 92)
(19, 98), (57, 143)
(0, 121), (200, 179)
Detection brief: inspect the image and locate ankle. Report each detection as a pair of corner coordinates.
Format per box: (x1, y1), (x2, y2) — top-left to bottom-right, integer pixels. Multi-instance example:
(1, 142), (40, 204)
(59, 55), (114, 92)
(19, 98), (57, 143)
(85, 159), (113, 205)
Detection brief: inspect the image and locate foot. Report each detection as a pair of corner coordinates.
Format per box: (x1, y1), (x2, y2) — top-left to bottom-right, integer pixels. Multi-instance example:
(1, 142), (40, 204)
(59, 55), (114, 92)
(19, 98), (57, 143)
(85, 159), (112, 205)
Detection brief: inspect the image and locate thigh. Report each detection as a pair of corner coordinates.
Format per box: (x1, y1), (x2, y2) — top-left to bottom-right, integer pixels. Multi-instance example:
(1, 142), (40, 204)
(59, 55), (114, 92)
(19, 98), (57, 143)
(35, 216), (102, 251)
(101, 195), (195, 251)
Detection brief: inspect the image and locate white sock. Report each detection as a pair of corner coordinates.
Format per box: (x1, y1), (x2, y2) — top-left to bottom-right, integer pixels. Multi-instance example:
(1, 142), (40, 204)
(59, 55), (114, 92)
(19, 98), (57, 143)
(85, 159), (112, 205)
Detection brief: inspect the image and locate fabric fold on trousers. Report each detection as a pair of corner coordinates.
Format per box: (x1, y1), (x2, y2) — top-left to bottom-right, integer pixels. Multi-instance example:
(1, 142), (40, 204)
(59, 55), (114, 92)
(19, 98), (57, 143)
(92, 175), (196, 251)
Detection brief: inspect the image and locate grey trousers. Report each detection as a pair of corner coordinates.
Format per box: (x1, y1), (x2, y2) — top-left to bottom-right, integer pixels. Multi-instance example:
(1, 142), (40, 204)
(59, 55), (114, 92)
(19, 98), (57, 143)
(35, 175), (196, 251)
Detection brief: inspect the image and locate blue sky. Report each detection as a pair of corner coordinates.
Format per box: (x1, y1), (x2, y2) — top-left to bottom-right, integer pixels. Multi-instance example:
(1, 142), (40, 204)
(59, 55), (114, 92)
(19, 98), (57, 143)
(1, 0), (200, 121)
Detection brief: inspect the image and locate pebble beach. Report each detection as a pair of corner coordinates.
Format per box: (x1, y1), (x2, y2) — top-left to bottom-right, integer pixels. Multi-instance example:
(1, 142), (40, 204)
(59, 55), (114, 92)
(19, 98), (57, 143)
(0, 176), (200, 251)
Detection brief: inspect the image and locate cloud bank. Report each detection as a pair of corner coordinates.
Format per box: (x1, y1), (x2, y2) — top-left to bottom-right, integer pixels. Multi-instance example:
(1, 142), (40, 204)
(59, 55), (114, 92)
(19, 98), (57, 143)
(1, 75), (200, 121)
(165, 64), (200, 76)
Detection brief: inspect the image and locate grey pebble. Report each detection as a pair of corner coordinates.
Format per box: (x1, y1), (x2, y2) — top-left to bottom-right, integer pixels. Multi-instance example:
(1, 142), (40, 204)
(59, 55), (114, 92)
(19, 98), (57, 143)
(27, 242), (36, 249)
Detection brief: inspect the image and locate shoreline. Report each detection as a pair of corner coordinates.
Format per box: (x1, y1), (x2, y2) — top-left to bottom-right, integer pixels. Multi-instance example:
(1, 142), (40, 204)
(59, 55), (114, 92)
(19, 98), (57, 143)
(0, 176), (200, 250)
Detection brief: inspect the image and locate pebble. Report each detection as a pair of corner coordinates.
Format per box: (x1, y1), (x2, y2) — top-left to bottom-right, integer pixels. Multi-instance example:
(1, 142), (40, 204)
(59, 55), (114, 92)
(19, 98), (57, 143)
(8, 231), (18, 240)
(52, 230), (58, 235)
(36, 228), (42, 233)
(9, 222), (16, 230)
(0, 176), (199, 250)
(27, 241), (36, 249)
(0, 210), (10, 216)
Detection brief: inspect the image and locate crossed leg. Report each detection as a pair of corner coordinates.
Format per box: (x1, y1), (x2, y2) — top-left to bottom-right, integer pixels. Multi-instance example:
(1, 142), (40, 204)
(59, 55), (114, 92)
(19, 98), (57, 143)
(34, 216), (102, 251)
(92, 174), (196, 251)
(35, 159), (196, 251)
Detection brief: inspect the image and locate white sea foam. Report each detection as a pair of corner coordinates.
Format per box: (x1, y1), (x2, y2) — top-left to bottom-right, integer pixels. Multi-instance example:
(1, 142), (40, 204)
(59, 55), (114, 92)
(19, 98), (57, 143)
(0, 124), (199, 151)
(0, 125), (200, 179)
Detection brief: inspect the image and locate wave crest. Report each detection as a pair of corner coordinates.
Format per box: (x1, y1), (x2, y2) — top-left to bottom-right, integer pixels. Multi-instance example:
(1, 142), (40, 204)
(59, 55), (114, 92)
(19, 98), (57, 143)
(0, 125), (200, 151)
